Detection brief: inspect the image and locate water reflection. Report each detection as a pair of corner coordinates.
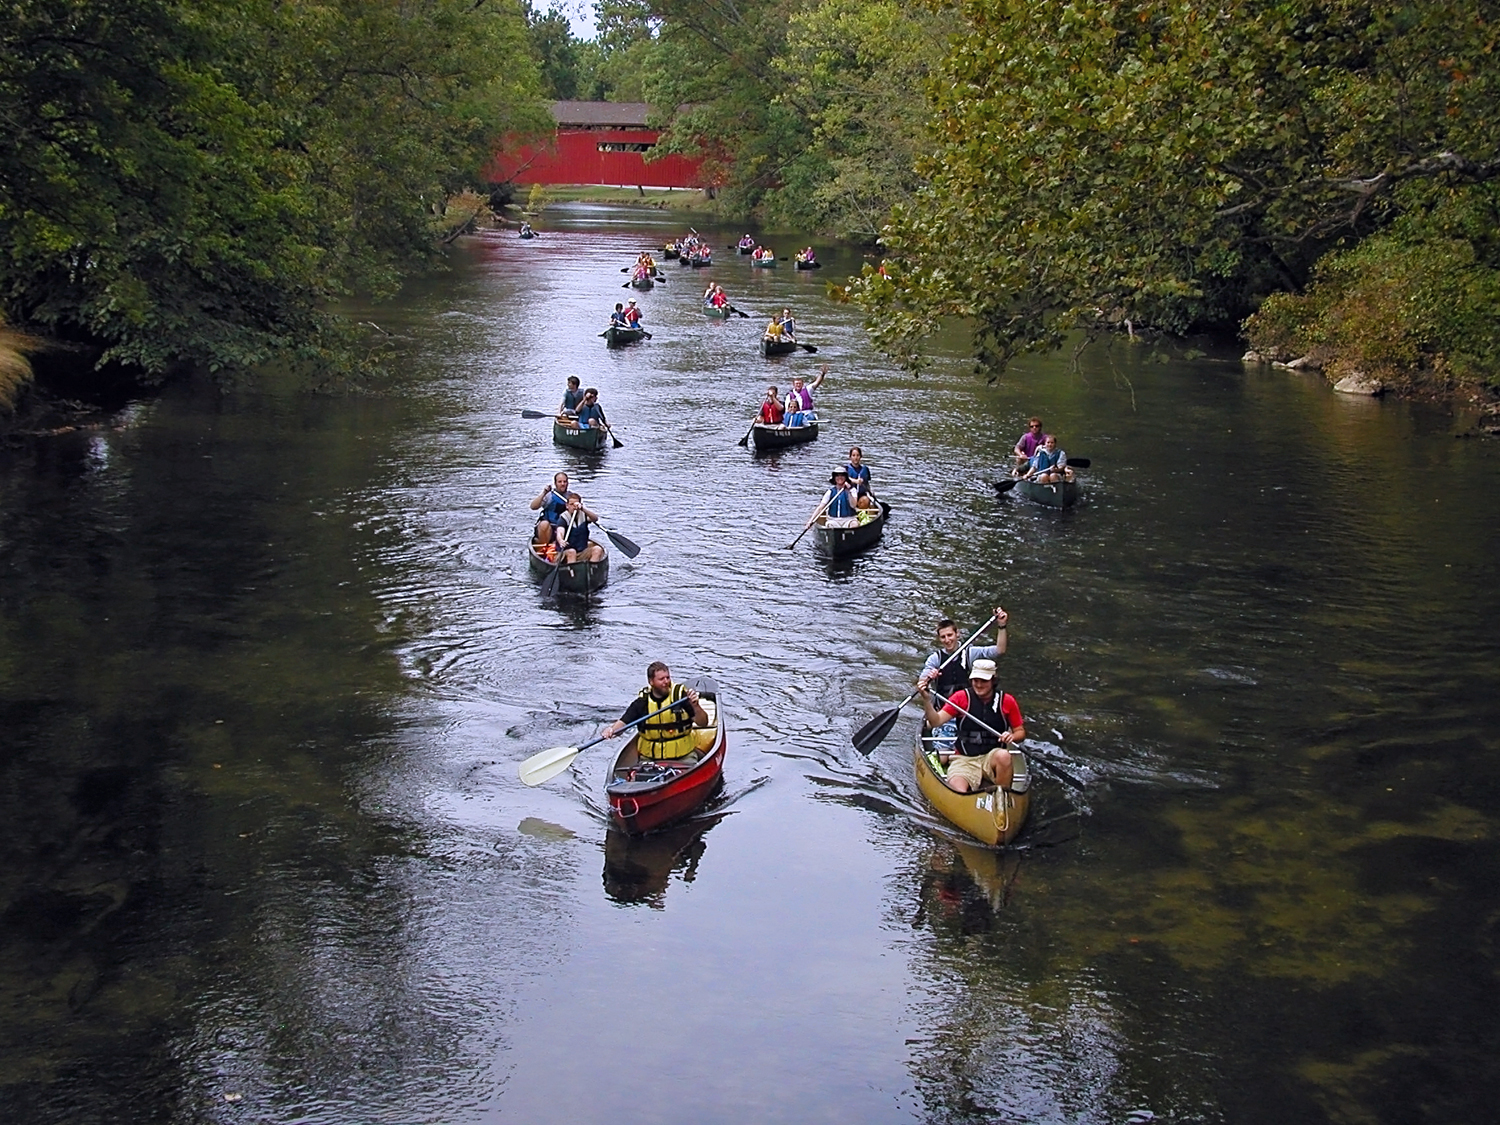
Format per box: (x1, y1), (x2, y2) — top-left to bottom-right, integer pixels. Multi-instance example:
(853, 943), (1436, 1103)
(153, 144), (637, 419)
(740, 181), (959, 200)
(601, 813), (726, 908)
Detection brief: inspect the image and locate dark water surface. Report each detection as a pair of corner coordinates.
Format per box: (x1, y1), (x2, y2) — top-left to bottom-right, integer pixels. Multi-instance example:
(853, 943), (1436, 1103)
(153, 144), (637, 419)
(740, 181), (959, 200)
(3, 208), (1498, 1124)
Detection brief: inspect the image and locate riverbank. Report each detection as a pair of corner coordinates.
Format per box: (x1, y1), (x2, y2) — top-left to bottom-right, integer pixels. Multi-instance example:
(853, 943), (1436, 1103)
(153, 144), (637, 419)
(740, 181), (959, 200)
(506, 185), (722, 215)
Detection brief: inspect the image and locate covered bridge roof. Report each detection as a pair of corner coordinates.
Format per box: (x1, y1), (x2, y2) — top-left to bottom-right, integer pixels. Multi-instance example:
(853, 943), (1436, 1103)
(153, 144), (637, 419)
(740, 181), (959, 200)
(551, 101), (654, 129)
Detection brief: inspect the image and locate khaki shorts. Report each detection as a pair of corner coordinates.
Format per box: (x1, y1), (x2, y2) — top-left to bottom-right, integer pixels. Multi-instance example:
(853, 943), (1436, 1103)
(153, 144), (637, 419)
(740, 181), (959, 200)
(944, 754), (991, 789)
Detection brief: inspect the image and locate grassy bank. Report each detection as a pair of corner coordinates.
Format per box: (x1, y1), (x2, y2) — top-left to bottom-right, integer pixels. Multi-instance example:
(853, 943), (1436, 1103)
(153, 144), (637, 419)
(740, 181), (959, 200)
(508, 185), (722, 215)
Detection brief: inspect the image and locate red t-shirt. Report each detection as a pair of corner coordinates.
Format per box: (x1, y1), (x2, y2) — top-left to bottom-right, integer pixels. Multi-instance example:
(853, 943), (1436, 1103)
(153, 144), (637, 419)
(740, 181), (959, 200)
(760, 399), (785, 424)
(942, 688), (1022, 731)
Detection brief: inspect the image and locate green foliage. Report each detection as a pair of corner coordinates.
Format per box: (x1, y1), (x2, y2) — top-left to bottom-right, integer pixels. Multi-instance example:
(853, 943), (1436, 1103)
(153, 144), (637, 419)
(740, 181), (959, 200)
(0, 0), (548, 383)
(848, 0), (1500, 376)
(770, 0), (955, 240)
(1247, 184), (1500, 390)
(0, 316), (37, 411)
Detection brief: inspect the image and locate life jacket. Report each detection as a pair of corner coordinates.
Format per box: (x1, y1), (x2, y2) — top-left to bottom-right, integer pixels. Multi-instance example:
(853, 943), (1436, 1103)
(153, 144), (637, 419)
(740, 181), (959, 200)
(637, 683), (697, 759)
(931, 645), (973, 697)
(955, 687), (1008, 757)
(788, 386), (813, 411)
(825, 486), (855, 519)
(563, 514), (591, 552)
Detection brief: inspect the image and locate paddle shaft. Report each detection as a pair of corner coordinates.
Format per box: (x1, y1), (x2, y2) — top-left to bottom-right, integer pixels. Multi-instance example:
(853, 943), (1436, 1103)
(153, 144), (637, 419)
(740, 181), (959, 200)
(786, 488), (839, 549)
(518, 695), (699, 786)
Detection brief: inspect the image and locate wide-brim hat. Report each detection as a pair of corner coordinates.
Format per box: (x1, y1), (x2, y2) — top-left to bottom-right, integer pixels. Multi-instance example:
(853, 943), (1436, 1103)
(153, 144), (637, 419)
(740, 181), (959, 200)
(828, 466), (849, 483)
(969, 658), (997, 680)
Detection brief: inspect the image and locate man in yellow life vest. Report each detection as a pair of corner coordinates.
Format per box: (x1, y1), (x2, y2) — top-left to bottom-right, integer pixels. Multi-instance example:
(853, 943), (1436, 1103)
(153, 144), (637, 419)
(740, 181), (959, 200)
(602, 662), (709, 760)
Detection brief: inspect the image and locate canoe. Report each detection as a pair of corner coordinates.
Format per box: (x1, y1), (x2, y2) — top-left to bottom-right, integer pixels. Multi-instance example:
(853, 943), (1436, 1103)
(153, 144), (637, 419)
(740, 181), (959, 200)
(518, 231), (537, 240)
(813, 499), (890, 557)
(751, 257), (777, 268)
(689, 256), (713, 267)
(737, 244), (755, 255)
(914, 732), (1031, 846)
(527, 538), (610, 595)
(1013, 476), (1079, 508)
(749, 421), (818, 452)
(553, 419), (609, 450)
(761, 336), (799, 358)
(702, 304), (733, 318)
(794, 259), (821, 270)
(606, 678), (727, 835)
(629, 275), (654, 290)
(602, 325), (647, 347)
(662, 246), (680, 260)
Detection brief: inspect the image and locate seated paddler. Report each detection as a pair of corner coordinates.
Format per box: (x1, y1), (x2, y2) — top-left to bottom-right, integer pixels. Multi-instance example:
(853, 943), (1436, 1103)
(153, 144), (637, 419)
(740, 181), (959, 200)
(916, 658), (1024, 793)
(602, 662), (709, 760)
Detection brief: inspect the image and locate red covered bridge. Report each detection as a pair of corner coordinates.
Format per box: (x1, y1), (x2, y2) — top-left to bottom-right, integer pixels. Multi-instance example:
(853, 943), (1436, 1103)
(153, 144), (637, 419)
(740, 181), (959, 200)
(488, 101), (712, 189)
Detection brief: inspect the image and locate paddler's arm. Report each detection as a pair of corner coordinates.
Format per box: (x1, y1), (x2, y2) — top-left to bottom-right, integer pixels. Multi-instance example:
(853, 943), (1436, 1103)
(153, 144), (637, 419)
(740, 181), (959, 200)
(916, 685), (952, 729)
(684, 686), (709, 727)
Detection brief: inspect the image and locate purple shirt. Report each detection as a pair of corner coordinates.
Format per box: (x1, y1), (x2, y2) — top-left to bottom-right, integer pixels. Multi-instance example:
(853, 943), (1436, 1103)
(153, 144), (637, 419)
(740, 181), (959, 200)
(1015, 430), (1051, 458)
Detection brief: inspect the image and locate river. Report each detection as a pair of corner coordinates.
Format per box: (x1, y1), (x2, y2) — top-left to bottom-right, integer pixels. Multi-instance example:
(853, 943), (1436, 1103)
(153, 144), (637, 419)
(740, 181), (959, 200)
(2, 207), (1498, 1124)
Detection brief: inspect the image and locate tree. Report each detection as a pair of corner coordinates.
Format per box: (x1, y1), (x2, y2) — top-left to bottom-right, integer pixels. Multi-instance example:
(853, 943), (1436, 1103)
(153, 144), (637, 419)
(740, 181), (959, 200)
(771, 0), (956, 240)
(0, 0), (548, 383)
(847, 0), (1500, 375)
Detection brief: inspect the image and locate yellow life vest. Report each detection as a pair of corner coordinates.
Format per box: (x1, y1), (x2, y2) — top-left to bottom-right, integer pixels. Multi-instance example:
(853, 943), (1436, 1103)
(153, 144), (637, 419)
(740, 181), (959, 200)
(637, 683), (697, 759)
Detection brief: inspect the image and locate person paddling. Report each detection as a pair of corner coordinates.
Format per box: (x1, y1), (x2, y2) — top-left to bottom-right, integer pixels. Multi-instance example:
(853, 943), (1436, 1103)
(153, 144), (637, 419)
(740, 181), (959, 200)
(603, 662), (709, 761)
(916, 658), (1024, 793)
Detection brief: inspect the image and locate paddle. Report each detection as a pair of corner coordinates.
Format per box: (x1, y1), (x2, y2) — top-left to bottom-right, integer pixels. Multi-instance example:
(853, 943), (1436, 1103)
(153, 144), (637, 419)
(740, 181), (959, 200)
(593, 523), (640, 558)
(785, 487), (841, 550)
(597, 406), (624, 448)
(926, 689), (1086, 791)
(521, 409), (552, 419)
(735, 418), (757, 447)
(1067, 457), (1090, 468)
(993, 479), (1018, 494)
(797, 343), (819, 354)
(518, 696), (695, 786)
(851, 616), (998, 756)
(727, 304), (750, 319)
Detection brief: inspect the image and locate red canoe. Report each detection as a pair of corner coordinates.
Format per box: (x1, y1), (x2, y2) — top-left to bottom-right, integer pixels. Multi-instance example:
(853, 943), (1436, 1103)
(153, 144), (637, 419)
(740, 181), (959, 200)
(606, 679), (726, 835)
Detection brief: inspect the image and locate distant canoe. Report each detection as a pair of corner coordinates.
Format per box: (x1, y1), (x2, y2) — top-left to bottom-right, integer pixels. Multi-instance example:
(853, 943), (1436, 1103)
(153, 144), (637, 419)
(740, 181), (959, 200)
(737, 244), (755, 255)
(749, 421), (818, 452)
(527, 538), (610, 595)
(553, 420), (609, 450)
(605, 678), (726, 836)
(629, 274), (654, 290)
(914, 735), (1031, 846)
(813, 500), (890, 557)
(662, 246), (680, 259)
(761, 336), (798, 358)
(689, 255), (713, 267)
(518, 231), (537, 240)
(1013, 476), (1079, 508)
(702, 304), (733, 318)
(602, 325), (647, 347)
(794, 259), (821, 270)
(751, 257), (777, 268)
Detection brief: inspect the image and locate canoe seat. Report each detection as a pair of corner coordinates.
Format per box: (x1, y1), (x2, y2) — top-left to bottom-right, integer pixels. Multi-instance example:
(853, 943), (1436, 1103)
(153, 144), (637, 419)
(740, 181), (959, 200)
(692, 698), (718, 750)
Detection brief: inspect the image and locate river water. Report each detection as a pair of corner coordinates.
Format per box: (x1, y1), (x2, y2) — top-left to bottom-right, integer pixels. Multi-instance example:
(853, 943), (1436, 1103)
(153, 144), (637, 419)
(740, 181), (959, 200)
(2, 207), (1498, 1124)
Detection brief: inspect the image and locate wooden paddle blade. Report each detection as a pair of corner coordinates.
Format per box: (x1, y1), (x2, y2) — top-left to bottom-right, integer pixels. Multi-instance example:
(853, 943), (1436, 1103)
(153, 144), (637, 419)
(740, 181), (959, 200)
(520, 409), (550, 419)
(851, 706), (902, 755)
(602, 527), (640, 558)
(518, 744), (581, 786)
(994, 479), (1018, 493)
(1067, 457), (1091, 468)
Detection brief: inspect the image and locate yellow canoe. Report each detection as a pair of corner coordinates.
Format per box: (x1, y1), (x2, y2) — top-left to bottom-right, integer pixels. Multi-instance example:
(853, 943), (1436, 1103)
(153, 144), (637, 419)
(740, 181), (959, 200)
(913, 731), (1031, 846)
